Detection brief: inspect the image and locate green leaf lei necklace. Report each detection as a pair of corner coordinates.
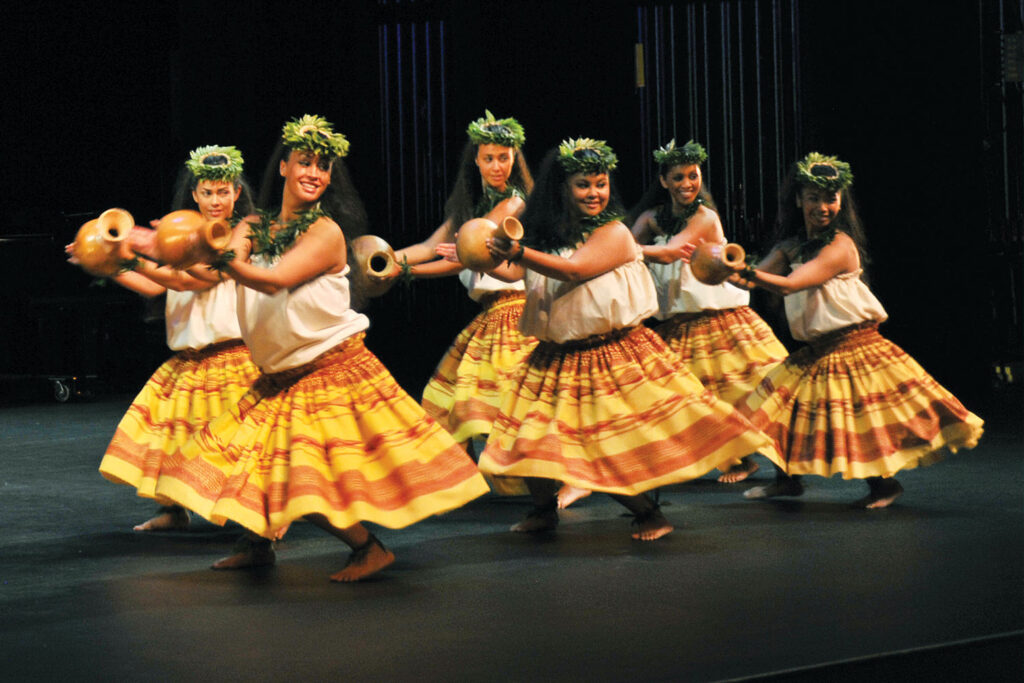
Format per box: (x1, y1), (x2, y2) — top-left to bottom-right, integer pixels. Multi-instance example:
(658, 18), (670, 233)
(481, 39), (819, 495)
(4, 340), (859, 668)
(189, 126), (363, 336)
(247, 207), (326, 259)
(474, 184), (524, 218)
(655, 198), (703, 236)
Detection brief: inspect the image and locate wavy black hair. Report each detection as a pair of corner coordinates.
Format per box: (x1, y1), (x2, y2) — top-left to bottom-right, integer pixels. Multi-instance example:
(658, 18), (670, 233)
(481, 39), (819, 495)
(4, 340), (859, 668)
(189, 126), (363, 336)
(443, 139), (533, 230)
(519, 147), (626, 252)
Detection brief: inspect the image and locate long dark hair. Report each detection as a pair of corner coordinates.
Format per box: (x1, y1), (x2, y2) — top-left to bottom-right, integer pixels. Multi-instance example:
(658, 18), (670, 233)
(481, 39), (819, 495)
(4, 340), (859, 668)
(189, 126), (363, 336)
(443, 140), (533, 230)
(256, 140), (368, 241)
(773, 159), (870, 274)
(519, 147), (626, 252)
(627, 161), (717, 226)
(170, 167), (256, 218)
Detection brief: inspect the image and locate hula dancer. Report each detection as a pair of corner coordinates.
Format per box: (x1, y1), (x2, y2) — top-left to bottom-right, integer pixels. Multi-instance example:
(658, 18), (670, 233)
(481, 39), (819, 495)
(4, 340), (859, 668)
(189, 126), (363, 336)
(394, 111), (537, 495)
(722, 152), (984, 508)
(630, 139), (788, 484)
(154, 115), (489, 581)
(480, 138), (779, 540)
(90, 145), (260, 532)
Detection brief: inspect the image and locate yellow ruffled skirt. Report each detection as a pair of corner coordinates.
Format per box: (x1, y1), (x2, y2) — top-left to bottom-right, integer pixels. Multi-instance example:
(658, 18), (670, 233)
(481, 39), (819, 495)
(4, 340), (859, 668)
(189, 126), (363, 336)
(479, 325), (780, 495)
(653, 306), (788, 407)
(421, 291), (538, 443)
(740, 323), (984, 479)
(153, 333), (489, 538)
(99, 339), (260, 503)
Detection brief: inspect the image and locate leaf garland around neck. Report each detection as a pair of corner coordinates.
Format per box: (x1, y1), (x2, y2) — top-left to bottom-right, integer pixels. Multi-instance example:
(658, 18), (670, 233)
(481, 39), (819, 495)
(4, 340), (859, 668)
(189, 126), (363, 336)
(474, 184), (524, 217)
(799, 226), (839, 260)
(248, 207), (326, 259)
(655, 198), (703, 236)
(542, 208), (623, 252)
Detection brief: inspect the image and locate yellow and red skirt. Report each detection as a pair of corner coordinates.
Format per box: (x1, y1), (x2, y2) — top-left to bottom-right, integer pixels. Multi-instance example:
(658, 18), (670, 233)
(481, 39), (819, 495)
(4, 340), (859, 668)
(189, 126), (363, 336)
(99, 339), (259, 502)
(479, 325), (780, 495)
(153, 333), (489, 539)
(421, 291), (538, 444)
(740, 322), (984, 479)
(653, 306), (788, 407)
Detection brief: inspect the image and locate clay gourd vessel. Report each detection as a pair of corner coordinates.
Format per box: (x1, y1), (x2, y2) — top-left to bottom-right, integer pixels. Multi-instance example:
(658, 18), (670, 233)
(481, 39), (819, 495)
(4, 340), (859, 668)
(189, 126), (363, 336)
(71, 208), (136, 277)
(349, 234), (399, 298)
(154, 209), (232, 269)
(456, 215), (524, 271)
(690, 242), (746, 285)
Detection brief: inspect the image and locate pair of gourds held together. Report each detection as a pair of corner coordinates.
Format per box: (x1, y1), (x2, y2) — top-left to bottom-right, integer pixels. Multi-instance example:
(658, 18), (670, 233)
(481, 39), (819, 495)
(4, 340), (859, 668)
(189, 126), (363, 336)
(71, 210), (744, 287)
(70, 208), (232, 277)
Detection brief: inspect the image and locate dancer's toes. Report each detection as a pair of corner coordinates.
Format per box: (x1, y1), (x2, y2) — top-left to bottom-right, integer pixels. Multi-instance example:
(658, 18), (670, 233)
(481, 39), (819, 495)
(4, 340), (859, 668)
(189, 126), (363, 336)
(717, 458), (759, 484)
(856, 478), (904, 509)
(631, 509), (673, 541)
(330, 537), (395, 582)
(212, 538), (275, 570)
(557, 485), (592, 509)
(133, 507), (190, 532)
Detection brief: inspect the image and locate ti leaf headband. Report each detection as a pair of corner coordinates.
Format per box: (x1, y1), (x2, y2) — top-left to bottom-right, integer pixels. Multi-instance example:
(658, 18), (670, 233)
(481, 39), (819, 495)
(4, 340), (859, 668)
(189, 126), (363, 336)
(281, 114), (350, 159)
(652, 138), (707, 167)
(467, 109), (525, 148)
(557, 137), (618, 174)
(185, 145), (244, 182)
(795, 152), (853, 192)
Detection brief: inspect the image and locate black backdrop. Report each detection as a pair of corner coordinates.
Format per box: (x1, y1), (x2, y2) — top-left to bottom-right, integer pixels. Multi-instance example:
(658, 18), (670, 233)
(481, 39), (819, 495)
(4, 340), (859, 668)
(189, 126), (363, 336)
(1, 0), (1019, 407)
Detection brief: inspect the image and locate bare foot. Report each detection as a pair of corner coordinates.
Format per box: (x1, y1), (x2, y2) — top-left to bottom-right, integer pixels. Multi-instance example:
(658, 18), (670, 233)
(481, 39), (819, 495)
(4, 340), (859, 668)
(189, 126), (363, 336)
(744, 477), (804, 499)
(718, 458), (760, 484)
(557, 485), (592, 509)
(855, 478), (904, 509)
(510, 506), (558, 533)
(133, 506), (190, 532)
(212, 538), (275, 570)
(271, 523), (290, 541)
(631, 509), (674, 541)
(330, 537), (395, 582)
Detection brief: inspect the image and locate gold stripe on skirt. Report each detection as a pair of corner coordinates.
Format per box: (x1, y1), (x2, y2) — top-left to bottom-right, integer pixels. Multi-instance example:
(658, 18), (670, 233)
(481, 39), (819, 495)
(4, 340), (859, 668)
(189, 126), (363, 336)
(654, 306), (788, 407)
(740, 322), (984, 479)
(153, 333), (489, 538)
(421, 291), (538, 443)
(479, 325), (780, 495)
(99, 339), (259, 504)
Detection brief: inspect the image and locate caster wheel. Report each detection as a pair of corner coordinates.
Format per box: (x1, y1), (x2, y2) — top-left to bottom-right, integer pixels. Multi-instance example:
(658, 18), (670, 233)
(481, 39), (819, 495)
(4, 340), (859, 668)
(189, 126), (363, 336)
(53, 379), (72, 402)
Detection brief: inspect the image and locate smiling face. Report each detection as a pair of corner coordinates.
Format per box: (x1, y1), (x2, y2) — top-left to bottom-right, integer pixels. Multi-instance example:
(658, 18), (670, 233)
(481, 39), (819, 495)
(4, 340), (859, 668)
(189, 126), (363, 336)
(475, 143), (515, 191)
(191, 180), (241, 221)
(796, 185), (842, 235)
(567, 172), (610, 217)
(660, 163), (701, 209)
(279, 149), (333, 205)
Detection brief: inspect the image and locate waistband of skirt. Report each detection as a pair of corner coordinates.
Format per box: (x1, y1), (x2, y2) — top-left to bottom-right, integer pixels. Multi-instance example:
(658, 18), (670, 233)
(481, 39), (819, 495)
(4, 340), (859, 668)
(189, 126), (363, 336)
(538, 325), (641, 352)
(477, 289), (526, 309)
(807, 321), (881, 352)
(259, 333), (367, 389)
(176, 338), (246, 361)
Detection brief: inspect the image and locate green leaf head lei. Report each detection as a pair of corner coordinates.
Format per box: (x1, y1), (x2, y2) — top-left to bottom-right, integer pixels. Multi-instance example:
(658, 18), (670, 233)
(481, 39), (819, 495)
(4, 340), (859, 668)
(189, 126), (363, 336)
(795, 152), (853, 192)
(185, 145), (244, 183)
(466, 110), (525, 148)
(281, 114), (350, 160)
(652, 138), (707, 168)
(557, 138), (618, 175)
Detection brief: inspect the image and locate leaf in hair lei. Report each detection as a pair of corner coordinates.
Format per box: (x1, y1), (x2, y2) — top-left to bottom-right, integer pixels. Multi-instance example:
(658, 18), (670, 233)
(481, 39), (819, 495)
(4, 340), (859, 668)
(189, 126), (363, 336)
(798, 227), (838, 259)
(473, 184), (524, 217)
(654, 198), (703, 236)
(247, 207), (327, 259)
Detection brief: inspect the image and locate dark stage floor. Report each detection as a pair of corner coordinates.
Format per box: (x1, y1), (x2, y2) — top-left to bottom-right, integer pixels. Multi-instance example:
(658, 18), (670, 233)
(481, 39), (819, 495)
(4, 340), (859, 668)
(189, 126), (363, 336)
(1, 392), (1021, 682)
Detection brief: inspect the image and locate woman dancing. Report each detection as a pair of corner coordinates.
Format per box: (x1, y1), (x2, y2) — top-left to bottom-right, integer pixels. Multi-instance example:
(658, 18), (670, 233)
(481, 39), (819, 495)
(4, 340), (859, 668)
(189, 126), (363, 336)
(631, 139), (788, 484)
(154, 115), (488, 581)
(722, 152), (983, 508)
(480, 138), (778, 540)
(394, 111), (537, 460)
(93, 145), (260, 532)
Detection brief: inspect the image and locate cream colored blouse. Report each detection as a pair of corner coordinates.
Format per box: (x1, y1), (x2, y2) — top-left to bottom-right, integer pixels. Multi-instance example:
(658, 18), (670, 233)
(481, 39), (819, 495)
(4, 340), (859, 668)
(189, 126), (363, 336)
(165, 280), (243, 351)
(519, 242), (658, 343)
